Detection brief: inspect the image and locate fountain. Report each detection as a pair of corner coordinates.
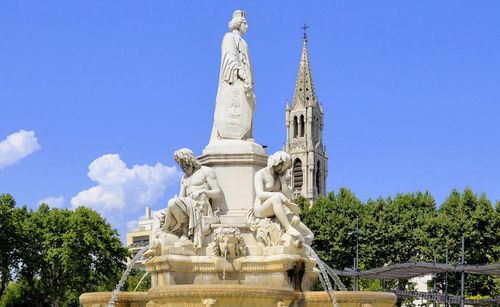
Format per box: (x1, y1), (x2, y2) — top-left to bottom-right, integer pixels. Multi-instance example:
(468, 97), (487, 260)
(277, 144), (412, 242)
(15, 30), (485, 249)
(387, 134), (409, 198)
(80, 9), (397, 307)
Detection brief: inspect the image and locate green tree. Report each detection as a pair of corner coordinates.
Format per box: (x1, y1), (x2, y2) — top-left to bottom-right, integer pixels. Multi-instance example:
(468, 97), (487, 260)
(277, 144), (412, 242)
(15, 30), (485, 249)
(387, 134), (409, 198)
(0, 198), (128, 307)
(0, 194), (21, 297)
(430, 188), (499, 297)
(300, 188), (364, 289)
(124, 268), (151, 292)
(0, 279), (43, 307)
(361, 192), (436, 305)
(363, 192), (437, 268)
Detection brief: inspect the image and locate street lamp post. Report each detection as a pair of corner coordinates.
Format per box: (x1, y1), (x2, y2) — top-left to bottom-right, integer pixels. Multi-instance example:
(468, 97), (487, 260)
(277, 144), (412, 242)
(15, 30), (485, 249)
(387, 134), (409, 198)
(445, 248), (449, 307)
(460, 237), (465, 307)
(348, 218), (361, 291)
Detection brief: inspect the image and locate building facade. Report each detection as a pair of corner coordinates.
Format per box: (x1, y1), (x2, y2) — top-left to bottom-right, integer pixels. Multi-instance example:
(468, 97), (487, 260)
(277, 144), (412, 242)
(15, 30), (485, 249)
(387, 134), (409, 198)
(285, 33), (328, 202)
(126, 207), (153, 257)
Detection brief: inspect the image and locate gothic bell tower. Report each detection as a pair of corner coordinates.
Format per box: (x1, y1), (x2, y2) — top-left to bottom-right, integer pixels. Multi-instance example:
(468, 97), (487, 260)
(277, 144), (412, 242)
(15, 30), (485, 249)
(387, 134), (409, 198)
(285, 29), (328, 202)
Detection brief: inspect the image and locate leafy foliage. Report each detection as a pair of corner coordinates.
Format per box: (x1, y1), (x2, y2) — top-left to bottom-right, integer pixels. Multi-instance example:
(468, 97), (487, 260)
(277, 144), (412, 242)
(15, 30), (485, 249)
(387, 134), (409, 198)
(1, 186), (498, 305)
(0, 195), (21, 298)
(301, 188), (499, 298)
(0, 195), (128, 307)
(124, 268), (151, 292)
(427, 189), (500, 296)
(300, 189), (364, 288)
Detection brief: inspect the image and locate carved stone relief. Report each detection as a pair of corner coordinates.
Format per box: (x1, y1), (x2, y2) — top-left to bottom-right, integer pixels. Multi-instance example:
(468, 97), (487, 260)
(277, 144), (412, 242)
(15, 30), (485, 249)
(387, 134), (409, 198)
(210, 227), (247, 257)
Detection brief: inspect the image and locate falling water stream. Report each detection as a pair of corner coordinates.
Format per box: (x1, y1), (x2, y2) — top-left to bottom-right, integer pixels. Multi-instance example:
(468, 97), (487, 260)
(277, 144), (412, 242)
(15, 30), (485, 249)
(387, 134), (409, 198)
(317, 258), (347, 291)
(133, 271), (150, 292)
(305, 244), (345, 307)
(222, 248), (228, 283)
(108, 244), (150, 307)
(109, 242), (348, 307)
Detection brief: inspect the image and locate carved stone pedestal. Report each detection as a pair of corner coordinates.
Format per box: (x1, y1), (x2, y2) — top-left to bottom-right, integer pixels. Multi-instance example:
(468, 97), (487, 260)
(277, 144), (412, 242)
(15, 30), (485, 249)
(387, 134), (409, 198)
(144, 253), (319, 291)
(200, 139), (267, 224)
(148, 285), (295, 307)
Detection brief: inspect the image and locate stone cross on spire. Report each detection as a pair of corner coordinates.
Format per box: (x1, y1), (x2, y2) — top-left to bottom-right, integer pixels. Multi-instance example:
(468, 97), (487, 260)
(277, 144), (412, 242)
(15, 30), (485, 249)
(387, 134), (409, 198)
(301, 23), (309, 41)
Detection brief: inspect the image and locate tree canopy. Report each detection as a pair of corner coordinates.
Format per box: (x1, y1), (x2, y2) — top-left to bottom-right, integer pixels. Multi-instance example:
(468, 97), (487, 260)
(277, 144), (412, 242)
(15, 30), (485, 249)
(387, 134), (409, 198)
(0, 194), (128, 307)
(1, 186), (498, 306)
(300, 188), (499, 298)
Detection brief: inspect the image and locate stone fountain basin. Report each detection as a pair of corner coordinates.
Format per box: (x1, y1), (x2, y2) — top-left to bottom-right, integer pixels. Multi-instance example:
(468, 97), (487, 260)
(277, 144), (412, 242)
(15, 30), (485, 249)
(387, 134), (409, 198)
(80, 286), (396, 307)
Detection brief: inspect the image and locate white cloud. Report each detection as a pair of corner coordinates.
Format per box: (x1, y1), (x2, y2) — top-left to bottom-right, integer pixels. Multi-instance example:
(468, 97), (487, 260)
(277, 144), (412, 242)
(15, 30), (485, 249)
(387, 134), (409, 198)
(71, 154), (181, 214)
(38, 195), (65, 208)
(126, 220), (139, 232)
(0, 130), (41, 169)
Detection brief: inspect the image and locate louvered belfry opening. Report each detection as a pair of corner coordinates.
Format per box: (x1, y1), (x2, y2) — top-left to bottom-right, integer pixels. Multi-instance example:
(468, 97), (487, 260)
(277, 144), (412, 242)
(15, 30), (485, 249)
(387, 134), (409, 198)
(293, 116), (298, 138)
(293, 158), (303, 191)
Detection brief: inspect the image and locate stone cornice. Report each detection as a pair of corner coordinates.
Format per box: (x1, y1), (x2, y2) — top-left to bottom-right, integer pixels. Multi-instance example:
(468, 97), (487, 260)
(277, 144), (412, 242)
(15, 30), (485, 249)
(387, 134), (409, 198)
(199, 153), (268, 166)
(80, 292), (148, 304)
(148, 284), (295, 299)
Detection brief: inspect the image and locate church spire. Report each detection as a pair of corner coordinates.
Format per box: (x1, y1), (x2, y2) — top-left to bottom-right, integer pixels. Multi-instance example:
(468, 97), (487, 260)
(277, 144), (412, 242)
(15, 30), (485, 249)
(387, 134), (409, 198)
(285, 26), (328, 202)
(292, 24), (317, 108)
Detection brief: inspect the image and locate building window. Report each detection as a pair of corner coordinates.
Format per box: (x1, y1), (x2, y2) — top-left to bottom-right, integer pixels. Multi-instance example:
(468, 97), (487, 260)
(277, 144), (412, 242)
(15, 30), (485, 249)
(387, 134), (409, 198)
(300, 115), (305, 137)
(293, 158), (303, 191)
(293, 116), (298, 138)
(131, 235), (149, 248)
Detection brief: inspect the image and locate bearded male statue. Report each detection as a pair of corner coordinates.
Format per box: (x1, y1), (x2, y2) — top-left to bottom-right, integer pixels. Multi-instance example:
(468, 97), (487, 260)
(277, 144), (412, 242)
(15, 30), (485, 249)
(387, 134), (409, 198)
(145, 148), (222, 257)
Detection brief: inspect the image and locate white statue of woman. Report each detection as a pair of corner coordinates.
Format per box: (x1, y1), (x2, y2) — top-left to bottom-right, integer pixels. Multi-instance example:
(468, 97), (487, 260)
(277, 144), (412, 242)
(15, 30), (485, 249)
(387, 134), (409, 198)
(253, 151), (314, 242)
(210, 10), (255, 143)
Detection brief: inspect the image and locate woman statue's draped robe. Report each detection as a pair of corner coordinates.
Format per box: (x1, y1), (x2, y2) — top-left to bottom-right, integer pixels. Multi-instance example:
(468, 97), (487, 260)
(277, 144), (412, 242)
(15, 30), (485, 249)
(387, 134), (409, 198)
(210, 32), (256, 142)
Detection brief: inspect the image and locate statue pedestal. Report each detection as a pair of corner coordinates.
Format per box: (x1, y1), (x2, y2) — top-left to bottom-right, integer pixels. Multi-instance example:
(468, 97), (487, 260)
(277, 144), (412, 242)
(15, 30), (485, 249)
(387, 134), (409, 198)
(199, 140), (267, 224)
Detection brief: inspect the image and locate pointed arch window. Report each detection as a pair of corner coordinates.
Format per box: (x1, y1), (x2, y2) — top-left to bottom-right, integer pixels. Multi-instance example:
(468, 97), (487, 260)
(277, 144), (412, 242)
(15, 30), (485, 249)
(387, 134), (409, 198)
(300, 115), (305, 137)
(293, 116), (298, 138)
(315, 117), (320, 140)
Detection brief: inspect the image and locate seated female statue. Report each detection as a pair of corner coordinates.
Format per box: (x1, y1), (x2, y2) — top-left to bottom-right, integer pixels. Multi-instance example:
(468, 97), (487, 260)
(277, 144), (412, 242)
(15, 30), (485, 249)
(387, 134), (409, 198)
(253, 151), (313, 243)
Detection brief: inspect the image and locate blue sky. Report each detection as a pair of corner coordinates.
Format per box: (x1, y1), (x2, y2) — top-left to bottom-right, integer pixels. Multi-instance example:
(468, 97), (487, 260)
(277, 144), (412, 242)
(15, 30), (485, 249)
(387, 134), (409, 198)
(1, 1), (499, 240)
